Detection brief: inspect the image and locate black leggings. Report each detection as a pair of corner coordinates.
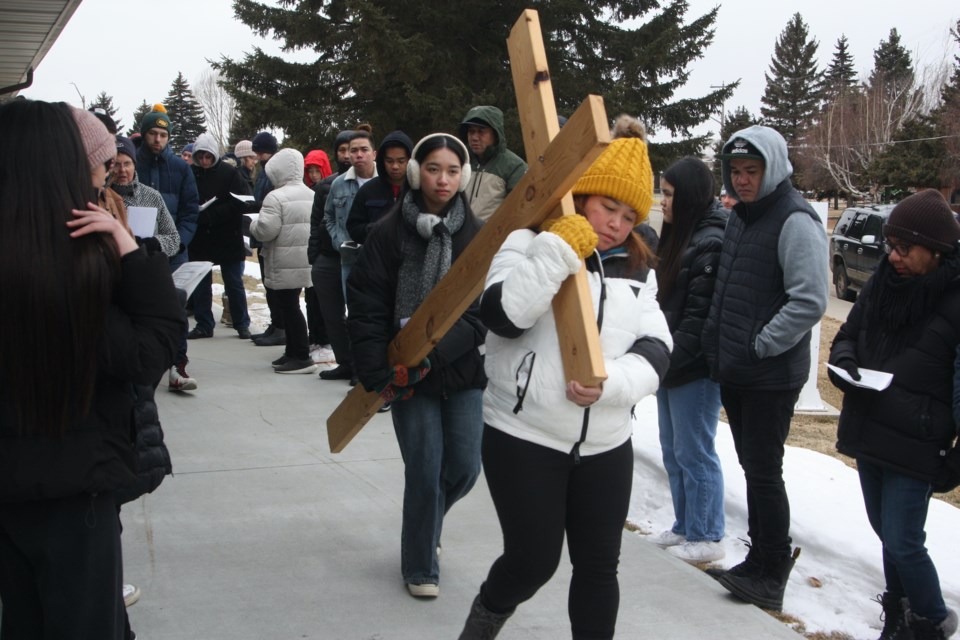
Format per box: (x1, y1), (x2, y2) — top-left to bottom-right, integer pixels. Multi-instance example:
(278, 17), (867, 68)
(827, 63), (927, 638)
(480, 425), (633, 640)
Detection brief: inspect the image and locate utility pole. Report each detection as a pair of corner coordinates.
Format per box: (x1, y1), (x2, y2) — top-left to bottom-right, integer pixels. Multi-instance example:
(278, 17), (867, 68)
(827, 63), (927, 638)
(709, 83), (729, 132)
(69, 82), (85, 109)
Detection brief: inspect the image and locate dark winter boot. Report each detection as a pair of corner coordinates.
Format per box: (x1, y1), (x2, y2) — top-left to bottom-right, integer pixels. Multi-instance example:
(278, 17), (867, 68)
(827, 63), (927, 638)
(253, 327), (286, 346)
(875, 592), (913, 640)
(908, 608), (958, 640)
(706, 544), (761, 580)
(717, 547), (800, 612)
(458, 593), (514, 640)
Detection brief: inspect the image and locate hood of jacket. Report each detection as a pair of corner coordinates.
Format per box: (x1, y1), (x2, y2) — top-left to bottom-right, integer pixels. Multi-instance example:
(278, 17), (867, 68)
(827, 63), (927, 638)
(459, 105), (508, 163)
(304, 149), (332, 187)
(192, 133), (221, 164)
(374, 130), (413, 178)
(265, 148), (305, 188)
(720, 125), (793, 202)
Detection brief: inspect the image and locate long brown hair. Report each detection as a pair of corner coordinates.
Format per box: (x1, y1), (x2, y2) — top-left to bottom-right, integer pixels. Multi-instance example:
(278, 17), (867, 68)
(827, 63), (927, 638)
(0, 100), (119, 435)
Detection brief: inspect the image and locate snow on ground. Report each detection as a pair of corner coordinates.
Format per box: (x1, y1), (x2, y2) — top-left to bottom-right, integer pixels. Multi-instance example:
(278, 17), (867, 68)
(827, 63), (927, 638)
(231, 260), (960, 638)
(628, 395), (960, 639)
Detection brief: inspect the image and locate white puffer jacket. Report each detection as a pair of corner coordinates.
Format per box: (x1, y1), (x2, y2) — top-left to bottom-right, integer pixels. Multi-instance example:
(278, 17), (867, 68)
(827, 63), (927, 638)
(482, 229), (672, 456)
(249, 148), (314, 290)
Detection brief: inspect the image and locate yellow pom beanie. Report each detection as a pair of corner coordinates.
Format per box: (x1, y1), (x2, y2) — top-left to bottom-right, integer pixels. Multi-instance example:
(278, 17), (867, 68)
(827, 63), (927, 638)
(572, 137), (654, 222)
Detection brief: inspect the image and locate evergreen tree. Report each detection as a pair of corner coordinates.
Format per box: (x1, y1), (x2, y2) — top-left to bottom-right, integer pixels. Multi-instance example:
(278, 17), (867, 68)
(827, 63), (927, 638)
(164, 72), (207, 152)
(711, 106), (758, 189)
(127, 100), (151, 137)
(823, 35), (859, 100)
(760, 13), (823, 152)
(869, 114), (944, 192)
(88, 91), (123, 132)
(869, 28), (914, 99)
(215, 0), (736, 163)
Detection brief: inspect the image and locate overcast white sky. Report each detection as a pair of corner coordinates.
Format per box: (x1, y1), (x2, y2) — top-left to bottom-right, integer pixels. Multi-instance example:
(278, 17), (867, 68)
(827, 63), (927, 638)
(21, 0), (960, 144)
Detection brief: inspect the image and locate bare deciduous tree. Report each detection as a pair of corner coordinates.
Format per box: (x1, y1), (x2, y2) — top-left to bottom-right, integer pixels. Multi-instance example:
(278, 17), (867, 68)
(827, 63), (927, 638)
(195, 69), (237, 152)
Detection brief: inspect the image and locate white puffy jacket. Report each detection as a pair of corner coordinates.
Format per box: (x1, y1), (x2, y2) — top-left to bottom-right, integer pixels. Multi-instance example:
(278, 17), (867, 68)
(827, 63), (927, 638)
(249, 148), (314, 290)
(482, 229), (672, 456)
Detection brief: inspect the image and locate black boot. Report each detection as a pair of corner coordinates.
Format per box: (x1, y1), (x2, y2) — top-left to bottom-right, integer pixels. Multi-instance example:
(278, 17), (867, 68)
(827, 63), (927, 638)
(251, 324), (275, 341)
(908, 608), (958, 640)
(253, 328), (286, 346)
(718, 547), (800, 612)
(458, 593), (513, 640)
(706, 543), (761, 580)
(876, 592), (913, 640)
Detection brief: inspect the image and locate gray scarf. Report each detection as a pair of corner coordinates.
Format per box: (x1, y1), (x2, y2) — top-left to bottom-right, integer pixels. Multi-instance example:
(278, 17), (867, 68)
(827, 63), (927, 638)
(394, 191), (466, 324)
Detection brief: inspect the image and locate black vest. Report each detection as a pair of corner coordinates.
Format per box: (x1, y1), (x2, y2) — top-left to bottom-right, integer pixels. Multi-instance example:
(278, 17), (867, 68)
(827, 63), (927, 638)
(708, 180), (819, 390)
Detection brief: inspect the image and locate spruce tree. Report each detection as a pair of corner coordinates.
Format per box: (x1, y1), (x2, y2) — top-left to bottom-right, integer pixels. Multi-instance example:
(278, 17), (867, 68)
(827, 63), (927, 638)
(164, 72), (207, 152)
(869, 114), (944, 194)
(215, 0), (736, 162)
(934, 19), (960, 192)
(88, 91), (123, 132)
(823, 36), (859, 100)
(760, 13), (823, 151)
(127, 100), (151, 137)
(869, 28), (914, 99)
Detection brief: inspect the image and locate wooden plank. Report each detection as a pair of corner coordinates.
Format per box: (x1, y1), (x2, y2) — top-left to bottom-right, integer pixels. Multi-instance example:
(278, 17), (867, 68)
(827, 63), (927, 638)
(326, 95), (610, 452)
(508, 9), (608, 387)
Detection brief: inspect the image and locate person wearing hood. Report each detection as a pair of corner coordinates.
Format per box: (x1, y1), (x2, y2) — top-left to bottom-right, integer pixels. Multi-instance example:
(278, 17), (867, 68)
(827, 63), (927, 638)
(310, 130), (357, 383)
(186, 133), (254, 341)
(249, 148), (317, 374)
(650, 157), (728, 565)
(458, 105), (527, 222)
(346, 130), (413, 244)
(702, 125), (828, 612)
(828, 190), (960, 640)
(302, 149), (332, 358)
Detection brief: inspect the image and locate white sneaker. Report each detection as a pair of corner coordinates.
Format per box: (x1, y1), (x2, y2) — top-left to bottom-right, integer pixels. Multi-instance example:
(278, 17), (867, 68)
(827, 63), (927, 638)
(667, 540), (725, 564)
(407, 582), (439, 598)
(648, 529), (686, 548)
(311, 344), (336, 364)
(123, 583), (141, 607)
(168, 362), (198, 392)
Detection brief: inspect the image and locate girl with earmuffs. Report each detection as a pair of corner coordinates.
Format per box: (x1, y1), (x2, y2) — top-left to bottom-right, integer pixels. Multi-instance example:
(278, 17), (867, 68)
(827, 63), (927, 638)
(346, 133), (487, 599)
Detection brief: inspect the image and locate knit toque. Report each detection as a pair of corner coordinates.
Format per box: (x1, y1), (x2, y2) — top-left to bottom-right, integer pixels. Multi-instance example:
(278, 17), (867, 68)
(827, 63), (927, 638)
(233, 140), (255, 158)
(883, 189), (960, 254)
(140, 104), (172, 135)
(115, 135), (137, 162)
(252, 131), (279, 154)
(572, 137), (654, 222)
(70, 107), (117, 169)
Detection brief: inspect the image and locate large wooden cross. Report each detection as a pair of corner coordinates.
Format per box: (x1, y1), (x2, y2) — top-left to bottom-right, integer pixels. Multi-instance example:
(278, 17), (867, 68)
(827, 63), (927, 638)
(326, 9), (611, 452)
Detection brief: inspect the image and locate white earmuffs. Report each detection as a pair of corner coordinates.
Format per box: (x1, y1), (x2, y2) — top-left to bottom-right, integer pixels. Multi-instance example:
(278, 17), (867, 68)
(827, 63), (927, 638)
(406, 133), (472, 192)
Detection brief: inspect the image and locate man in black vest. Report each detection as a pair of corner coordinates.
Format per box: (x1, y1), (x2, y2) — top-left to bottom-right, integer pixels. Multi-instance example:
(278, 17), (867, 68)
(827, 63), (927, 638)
(702, 125), (828, 612)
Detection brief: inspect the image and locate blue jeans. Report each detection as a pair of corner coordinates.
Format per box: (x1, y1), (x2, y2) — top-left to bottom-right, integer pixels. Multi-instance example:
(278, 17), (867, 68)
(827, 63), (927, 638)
(192, 261), (250, 333)
(390, 388), (483, 585)
(657, 378), (725, 542)
(858, 459), (948, 622)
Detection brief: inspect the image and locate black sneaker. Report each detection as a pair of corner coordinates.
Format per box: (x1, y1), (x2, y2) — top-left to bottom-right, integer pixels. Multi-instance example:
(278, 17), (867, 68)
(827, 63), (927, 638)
(253, 329), (286, 347)
(236, 328), (251, 340)
(274, 358), (318, 374)
(272, 354), (290, 368)
(187, 326), (213, 339)
(319, 365), (354, 380)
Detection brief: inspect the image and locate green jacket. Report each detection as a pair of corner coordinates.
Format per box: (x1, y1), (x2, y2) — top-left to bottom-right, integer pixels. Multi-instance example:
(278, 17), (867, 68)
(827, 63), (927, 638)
(459, 105), (527, 221)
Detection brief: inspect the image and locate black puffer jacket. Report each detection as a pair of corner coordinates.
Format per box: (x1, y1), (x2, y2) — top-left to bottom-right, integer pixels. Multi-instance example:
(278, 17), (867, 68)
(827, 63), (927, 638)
(346, 193), (486, 398)
(659, 203), (727, 388)
(190, 160), (252, 265)
(114, 382), (173, 505)
(0, 248), (184, 503)
(830, 257), (960, 481)
(308, 172), (341, 263)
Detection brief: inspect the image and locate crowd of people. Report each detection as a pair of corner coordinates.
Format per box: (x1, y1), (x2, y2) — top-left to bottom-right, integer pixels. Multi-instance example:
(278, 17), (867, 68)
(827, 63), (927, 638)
(1, 94), (958, 640)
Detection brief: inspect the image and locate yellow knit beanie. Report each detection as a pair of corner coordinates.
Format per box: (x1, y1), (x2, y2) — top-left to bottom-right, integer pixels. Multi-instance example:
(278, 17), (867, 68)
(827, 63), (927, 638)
(572, 137), (654, 222)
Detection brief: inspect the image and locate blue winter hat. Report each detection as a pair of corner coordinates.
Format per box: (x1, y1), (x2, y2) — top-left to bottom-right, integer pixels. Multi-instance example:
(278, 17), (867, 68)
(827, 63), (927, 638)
(252, 131), (279, 154)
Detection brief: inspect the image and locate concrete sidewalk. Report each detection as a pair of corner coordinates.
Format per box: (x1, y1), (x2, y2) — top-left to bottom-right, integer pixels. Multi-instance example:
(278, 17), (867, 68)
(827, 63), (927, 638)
(121, 330), (800, 639)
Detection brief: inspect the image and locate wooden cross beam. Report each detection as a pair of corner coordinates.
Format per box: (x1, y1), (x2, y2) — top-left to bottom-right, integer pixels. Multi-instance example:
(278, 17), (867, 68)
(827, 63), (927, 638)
(326, 9), (611, 452)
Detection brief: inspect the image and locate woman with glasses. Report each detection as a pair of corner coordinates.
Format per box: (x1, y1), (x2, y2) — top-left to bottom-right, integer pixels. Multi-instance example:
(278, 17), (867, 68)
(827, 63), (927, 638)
(829, 189), (960, 640)
(458, 136), (671, 639)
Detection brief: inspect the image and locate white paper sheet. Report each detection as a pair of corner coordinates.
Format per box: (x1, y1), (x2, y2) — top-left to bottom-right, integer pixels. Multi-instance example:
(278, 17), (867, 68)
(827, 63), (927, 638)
(827, 364), (893, 391)
(127, 206), (157, 238)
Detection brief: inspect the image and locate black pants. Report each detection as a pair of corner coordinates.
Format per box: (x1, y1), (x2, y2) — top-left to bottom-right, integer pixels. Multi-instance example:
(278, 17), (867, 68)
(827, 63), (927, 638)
(480, 426), (633, 640)
(257, 250), (283, 329)
(0, 492), (124, 639)
(274, 288), (309, 360)
(311, 255), (352, 370)
(720, 385), (800, 560)
(304, 286), (328, 345)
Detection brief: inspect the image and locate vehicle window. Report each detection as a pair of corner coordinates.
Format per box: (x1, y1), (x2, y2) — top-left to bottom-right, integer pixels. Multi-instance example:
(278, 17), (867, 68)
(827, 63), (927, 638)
(835, 210), (854, 235)
(862, 215), (882, 241)
(848, 213), (868, 240)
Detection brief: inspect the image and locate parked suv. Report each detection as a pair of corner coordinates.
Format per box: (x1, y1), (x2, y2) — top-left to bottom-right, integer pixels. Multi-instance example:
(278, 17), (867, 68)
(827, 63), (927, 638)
(830, 204), (896, 300)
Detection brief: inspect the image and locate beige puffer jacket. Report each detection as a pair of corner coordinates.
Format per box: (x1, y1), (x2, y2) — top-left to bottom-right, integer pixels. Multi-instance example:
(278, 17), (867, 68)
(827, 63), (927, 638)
(249, 148), (314, 290)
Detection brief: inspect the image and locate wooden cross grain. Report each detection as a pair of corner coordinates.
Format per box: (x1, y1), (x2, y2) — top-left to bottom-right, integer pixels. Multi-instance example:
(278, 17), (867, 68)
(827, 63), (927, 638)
(326, 9), (611, 452)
